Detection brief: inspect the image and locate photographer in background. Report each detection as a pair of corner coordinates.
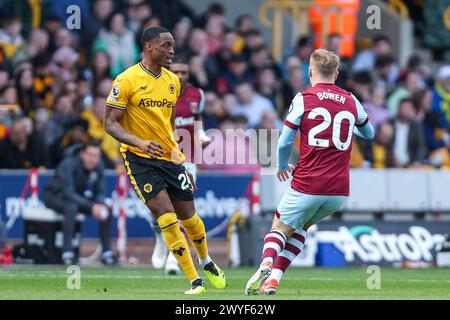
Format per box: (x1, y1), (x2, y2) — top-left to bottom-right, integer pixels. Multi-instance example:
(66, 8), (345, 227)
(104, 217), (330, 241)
(43, 140), (116, 266)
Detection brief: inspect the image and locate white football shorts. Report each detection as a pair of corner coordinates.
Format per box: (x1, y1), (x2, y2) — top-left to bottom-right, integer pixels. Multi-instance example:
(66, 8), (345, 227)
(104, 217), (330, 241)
(277, 186), (347, 230)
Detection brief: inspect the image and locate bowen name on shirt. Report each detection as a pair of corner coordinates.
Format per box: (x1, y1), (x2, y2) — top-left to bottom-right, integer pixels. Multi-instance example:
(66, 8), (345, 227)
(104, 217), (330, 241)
(317, 91), (346, 104)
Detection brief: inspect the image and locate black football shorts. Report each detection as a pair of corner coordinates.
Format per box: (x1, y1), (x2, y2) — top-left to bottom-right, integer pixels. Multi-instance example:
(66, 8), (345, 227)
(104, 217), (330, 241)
(121, 151), (194, 202)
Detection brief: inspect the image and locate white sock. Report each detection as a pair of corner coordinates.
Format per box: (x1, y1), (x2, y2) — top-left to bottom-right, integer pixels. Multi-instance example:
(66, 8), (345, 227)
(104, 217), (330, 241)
(199, 255), (212, 267)
(267, 268), (284, 283)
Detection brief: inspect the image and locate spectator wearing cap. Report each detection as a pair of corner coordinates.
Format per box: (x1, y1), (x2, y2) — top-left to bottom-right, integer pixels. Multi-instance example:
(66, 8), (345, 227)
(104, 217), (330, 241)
(0, 117), (45, 169)
(232, 81), (275, 128)
(432, 65), (450, 124)
(93, 11), (139, 78)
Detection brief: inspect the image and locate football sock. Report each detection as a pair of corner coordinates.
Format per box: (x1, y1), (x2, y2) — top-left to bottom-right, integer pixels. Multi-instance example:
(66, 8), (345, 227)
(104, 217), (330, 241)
(157, 212), (198, 281)
(181, 212), (211, 266)
(270, 229), (307, 282)
(261, 229), (287, 265)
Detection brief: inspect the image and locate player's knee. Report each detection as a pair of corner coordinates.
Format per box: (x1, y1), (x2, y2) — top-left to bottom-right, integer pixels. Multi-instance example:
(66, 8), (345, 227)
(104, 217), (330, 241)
(303, 220), (316, 230)
(156, 212), (178, 230)
(272, 219), (294, 236)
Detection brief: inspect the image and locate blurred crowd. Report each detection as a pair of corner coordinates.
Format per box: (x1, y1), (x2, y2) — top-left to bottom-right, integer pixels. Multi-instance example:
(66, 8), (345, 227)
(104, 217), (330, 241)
(0, 0), (450, 171)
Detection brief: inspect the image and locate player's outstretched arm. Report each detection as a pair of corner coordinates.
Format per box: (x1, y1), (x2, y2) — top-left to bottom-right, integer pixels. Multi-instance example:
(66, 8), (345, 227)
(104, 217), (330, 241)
(354, 121), (375, 140)
(276, 125), (297, 181)
(104, 107), (163, 157)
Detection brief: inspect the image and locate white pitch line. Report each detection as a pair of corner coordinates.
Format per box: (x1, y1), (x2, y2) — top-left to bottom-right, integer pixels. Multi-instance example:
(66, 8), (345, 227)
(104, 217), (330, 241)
(1, 273), (449, 284)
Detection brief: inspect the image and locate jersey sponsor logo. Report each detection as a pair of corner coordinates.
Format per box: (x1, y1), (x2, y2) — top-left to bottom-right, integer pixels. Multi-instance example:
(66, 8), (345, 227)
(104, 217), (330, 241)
(112, 84), (119, 97)
(169, 84), (175, 94)
(143, 183), (153, 193)
(190, 102), (199, 113)
(138, 98), (175, 108)
(175, 116), (195, 127)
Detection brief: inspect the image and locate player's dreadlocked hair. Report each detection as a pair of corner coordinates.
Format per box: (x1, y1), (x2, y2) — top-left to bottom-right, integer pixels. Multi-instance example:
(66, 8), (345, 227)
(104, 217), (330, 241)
(141, 26), (170, 46)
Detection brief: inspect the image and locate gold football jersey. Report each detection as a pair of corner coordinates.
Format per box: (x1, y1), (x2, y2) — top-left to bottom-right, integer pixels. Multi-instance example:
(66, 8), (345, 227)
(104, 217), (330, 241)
(106, 62), (185, 163)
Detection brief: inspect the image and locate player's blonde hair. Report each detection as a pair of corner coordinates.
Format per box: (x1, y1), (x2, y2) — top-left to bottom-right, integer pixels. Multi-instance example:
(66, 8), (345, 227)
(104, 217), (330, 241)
(310, 48), (340, 78)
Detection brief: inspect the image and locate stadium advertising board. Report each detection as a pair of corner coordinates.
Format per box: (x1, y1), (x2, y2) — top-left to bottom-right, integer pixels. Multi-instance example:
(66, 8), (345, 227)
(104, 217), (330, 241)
(316, 221), (449, 266)
(0, 171), (253, 239)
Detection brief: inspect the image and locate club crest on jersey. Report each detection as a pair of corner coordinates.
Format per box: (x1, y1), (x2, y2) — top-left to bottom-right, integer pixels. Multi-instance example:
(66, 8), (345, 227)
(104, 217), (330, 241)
(112, 84), (119, 97)
(143, 183), (153, 193)
(169, 84), (175, 94)
(190, 102), (199, 113)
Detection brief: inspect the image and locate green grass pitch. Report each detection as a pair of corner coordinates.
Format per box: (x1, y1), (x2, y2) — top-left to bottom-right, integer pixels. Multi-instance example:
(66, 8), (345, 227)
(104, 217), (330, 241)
(0, 266), (449, 300)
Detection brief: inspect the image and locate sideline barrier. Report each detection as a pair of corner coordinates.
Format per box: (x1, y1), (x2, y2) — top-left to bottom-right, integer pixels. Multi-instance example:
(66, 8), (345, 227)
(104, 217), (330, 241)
(0, 170), (254, 239)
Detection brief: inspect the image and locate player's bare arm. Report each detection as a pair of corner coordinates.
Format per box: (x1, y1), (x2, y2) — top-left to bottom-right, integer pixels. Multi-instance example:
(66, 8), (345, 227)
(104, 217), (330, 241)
(104, 107), (163, 157)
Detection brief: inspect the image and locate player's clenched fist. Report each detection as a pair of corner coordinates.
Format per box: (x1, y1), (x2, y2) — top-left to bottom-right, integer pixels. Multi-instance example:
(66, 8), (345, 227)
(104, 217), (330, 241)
(277, 164), (295, 182)
(138, 140), (164, 158)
